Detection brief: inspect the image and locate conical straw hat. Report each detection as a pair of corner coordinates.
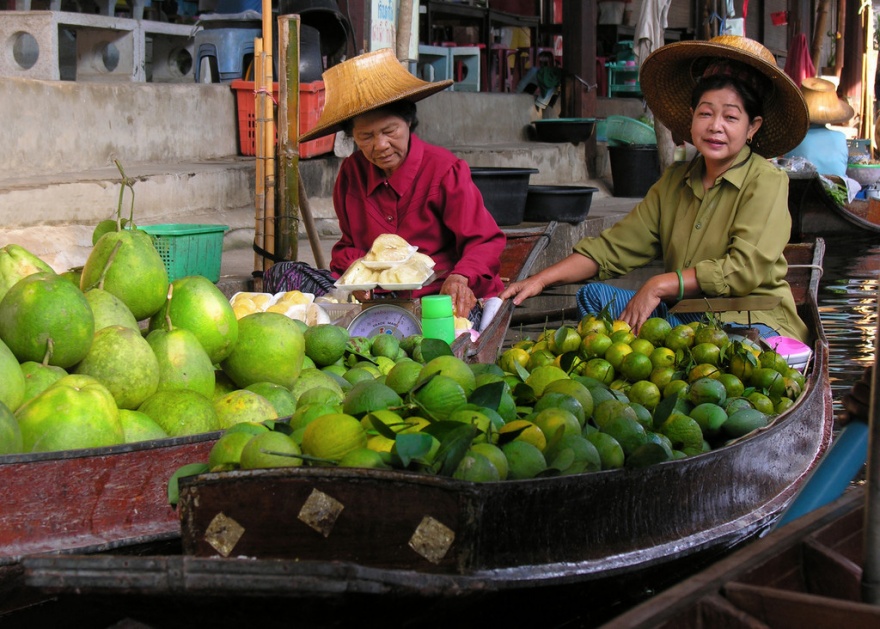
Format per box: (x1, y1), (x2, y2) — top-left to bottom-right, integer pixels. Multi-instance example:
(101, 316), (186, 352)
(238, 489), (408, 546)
(300, 48), (452, 142)
(800, 77), (854, 125)
(640, 35), (809, 157)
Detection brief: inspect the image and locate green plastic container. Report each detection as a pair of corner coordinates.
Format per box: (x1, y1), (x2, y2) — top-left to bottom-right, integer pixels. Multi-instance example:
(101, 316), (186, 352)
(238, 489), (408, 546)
(139, 224), (228, 283)
(605, 115), (657, 146)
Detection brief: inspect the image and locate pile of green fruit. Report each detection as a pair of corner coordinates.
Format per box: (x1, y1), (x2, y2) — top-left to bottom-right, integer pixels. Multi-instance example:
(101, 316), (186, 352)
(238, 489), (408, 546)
(179, 311), (807, 489)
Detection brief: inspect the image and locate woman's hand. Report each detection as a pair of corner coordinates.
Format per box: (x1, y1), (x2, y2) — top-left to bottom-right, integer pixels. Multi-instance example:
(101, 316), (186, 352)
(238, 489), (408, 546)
(620, 275), (667, 335)
(441, 274), (476, 318)
(500, 276), (547, 305)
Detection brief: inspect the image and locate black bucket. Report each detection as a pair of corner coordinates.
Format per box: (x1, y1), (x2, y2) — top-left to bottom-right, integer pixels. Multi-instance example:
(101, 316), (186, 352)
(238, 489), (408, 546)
(524, 185), (598, 223)
(299, 24), (323, 82)
(278, 0), (352, 59)
(469, 167), (539, 226)
(608, 144), (661, 198)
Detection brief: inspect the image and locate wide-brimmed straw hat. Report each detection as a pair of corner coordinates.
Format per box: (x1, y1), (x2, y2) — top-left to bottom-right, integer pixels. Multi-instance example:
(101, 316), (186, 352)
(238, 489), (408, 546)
(640, 35), (809, 157)
(800, 77), (854, 125)
(300, 48), (453, 142)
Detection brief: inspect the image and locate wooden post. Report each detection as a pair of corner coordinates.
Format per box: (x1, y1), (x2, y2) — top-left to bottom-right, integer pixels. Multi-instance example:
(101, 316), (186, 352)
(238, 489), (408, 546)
(276, 15), (300, 264)
(253, 37), (266, 279)
(262, 0), (276, 273)
(396, 0), (414, 63)
(835, 0), (846, 77)
(860, 299), (880, 604)
(811, 0), (831, 72)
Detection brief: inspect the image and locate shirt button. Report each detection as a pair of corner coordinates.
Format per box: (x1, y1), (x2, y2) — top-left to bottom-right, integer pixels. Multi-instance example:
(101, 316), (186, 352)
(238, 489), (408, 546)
(386, 216), (393, 222)
(695, 223), (702, 230)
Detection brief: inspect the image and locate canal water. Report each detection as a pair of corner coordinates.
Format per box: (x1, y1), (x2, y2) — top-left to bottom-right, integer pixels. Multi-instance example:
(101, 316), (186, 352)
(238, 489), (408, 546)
(817, 234), (880, 415)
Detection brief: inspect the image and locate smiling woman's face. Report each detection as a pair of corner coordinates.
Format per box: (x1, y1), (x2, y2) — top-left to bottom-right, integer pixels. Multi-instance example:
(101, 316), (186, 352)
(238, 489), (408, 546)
(351, 109), (412, 176)
(690, 86), (762, 170)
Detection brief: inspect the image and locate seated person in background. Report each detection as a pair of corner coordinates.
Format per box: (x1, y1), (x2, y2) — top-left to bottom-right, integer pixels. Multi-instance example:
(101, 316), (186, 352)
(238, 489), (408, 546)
(784, 77), (853, 180)
(263, 49), (506, 325)
(501, 35), (810, 343)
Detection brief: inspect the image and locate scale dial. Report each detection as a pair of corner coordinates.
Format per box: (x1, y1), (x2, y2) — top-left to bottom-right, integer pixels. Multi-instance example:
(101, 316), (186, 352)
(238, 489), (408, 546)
(346, 304), (422, 339)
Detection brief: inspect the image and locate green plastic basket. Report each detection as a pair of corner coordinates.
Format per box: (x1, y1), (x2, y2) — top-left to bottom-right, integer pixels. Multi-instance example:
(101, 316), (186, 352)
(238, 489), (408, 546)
(139, 224), (228, 283)
(605, 115), (657, 146)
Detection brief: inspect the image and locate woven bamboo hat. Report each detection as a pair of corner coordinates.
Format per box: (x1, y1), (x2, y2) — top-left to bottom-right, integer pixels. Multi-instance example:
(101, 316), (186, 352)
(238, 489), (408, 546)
(800, 77), (854, 125)
(640, 35), (809, 157)
(300, 48), (453, 142)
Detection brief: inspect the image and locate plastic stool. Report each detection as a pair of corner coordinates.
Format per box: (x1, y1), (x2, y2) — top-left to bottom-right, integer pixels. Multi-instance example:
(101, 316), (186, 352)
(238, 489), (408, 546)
(417, 44), (452, 85)
(194, 22), (261, 83)
(451, 46), (480, 92)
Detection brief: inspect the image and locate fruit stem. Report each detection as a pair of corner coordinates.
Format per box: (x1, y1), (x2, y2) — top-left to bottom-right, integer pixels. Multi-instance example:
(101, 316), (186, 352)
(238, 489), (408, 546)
(95, 240), (123, 291)
(163, 284), (174, 332)
(41, 338), (54, 366)
(260, 449), (338, 465)
(114, 160), (136, 228)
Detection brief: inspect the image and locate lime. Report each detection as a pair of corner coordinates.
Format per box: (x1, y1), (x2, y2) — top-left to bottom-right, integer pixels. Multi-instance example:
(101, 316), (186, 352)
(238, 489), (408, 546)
(630, 338), (655, 356)
(240, 430), (303, 469)
(649, 346), (676, 369)
(722, 408), (768, 439)
(689, 403), (728, 437)
(627, 380), (661, 411)
(470, 442), (509, 480)
(525, 365), (569, 397)
(747, 391), (775, 415)
(663, 379), (689, 399)
(604, 341), (633, 371)
(619, 352), (653, 382)
(501, 440), (547, 479)
(548, 326), (582, 355)
(304, 324), (350, 367)
(498, 419), (547, 451)
(343, 379), (404, 418)
(601, 415), (648, 456)
(453, 452), (501, 482)
(688, 377), (727, 406)
(649, 366), (676, 390)
(583, 358), (615, 385)
(659, 412), (703, 451)
(370, 333), (400, 360)
(544, 434), (601, 475)
(687, 363), (722, 382)
(208, 430), (254, 470)
(638, 317), (672, 346)
(339, 447), (392, 469)
(664, 324), (695, 351)
(592, 398), (638, 430)
(419, 355), (476, 396)
(585, 431), (625, 470)
(301, 412), (367, 464)
(534, 391), (586, 426)
(412, 374), (467, 421)
(533, 407), (582, 442)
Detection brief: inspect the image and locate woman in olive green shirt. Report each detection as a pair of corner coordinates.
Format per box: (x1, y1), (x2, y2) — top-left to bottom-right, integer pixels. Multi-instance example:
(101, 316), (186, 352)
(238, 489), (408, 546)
(501, 35), (810, 342)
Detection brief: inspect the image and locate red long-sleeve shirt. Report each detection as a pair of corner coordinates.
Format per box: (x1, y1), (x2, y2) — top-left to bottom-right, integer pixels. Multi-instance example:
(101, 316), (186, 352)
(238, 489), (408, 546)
(330, 133), (506, 299)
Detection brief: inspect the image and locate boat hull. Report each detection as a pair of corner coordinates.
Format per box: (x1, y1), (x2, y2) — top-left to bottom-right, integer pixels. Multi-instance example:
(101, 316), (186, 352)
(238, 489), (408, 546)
(788, 174), (880, 239)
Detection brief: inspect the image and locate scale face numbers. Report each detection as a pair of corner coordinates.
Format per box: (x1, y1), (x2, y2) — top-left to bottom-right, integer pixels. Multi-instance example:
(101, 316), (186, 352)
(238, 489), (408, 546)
(346, 304), (422, 339)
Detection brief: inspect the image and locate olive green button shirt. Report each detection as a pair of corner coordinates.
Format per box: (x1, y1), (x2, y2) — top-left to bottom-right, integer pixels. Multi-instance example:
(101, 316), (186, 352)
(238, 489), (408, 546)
(574, 146), (808, 342)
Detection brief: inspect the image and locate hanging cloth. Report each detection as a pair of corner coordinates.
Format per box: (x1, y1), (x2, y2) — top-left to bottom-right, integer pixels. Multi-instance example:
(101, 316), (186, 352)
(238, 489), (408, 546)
(634, 0), (672, 67)
(784, 33), (816, 88)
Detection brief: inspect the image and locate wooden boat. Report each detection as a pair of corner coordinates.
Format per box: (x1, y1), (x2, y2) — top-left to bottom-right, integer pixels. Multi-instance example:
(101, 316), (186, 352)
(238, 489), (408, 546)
(15, 241), (833, 627)
(452, 221), (555, 363)
(788, 172), (880, 240)
(598, 485), (874, 628)
(0, 432), (218, 566)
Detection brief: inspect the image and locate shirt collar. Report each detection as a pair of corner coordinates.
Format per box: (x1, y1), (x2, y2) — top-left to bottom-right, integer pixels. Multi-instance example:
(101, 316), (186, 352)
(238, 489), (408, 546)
(684, 144), (754, 192)
(364, 133), (424, 196)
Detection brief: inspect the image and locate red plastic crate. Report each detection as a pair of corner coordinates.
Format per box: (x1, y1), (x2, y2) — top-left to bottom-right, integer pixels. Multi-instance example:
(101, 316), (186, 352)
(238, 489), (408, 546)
(231, 80), (334, 159)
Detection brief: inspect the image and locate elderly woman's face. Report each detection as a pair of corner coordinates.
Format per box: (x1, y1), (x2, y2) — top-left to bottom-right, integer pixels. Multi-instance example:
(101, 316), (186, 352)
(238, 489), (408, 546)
(690, 86), (762, 167)
(351, 109), (411, 175)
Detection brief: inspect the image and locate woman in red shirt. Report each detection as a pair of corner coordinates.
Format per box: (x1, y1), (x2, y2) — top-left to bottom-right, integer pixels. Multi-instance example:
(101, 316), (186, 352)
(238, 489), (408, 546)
(264, 48), (506, 321)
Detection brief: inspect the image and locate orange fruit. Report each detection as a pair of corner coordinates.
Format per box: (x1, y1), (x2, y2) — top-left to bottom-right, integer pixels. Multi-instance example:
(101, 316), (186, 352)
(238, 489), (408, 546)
(138, 389), (220, 437)
(577, 314), (610, 336)
(498, 419), (547, 451)
(610, 330), (636, 345)
(240, 430), (303, 469)
(619, 352), (653, 382)
(548, 326), (582, 355)
(499, 347), (530, 373)
(582, 358), (616, 385)
(664, 324), (695, 351)
(638, 317), (672, 346)
(694, 325), (729, 349)
(301, 412), (367, 464)
(691, 342), (721, 366)
(628, 380), (661, 411)
(604, 341), (633, 370)
(581, 332), (613, 358)
(649, 346), (676, 369)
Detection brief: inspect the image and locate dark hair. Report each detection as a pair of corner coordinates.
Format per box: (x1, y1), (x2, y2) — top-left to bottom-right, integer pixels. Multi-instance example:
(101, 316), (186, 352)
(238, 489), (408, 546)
(690, 67), (767, 123)
(341, 100), (419, 135)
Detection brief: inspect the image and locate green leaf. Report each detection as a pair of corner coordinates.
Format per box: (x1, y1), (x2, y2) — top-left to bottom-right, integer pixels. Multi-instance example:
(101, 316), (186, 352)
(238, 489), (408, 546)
(652, 392), (680, 428)
(495, 425), (527, 446)
(420, 338), (453, 362)
(434, 424), (479, 476)
(167, 463), (210, 508)
(393, 432), (434, 467)
(366, 412), (400, 440)
(421, 419), (476, 441)
(513, 360), (530, 382)
(469, 381), (504, 410)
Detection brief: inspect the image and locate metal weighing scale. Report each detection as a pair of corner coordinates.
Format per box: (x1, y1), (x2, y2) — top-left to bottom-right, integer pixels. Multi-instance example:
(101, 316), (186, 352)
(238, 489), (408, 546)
(346, 303), (422, 339)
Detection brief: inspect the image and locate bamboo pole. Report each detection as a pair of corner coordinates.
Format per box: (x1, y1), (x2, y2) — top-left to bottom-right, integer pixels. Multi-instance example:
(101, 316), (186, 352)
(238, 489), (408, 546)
(396, 0), (414, 63)
(262, 0), (276, 274)
(811, 0), (831, 72)
(861, 292), (880, 605)
(276, 15), (300, 263)
(253, 37), (266, 279)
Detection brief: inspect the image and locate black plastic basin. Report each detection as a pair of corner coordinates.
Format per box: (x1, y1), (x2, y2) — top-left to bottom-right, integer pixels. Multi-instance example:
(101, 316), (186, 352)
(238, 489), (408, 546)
(469, 167), (539, 226)
(524, 185), (598, 224)
(532, 118), (597, 144)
